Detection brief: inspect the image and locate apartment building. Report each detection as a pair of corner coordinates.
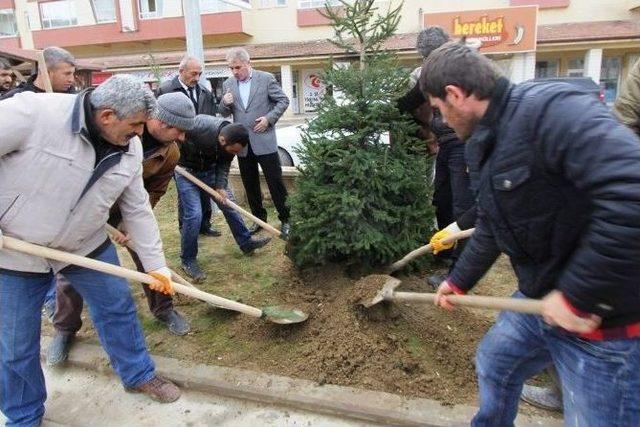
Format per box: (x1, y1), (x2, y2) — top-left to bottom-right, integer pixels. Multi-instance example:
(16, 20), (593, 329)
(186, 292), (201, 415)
(1, 0), (639, 114)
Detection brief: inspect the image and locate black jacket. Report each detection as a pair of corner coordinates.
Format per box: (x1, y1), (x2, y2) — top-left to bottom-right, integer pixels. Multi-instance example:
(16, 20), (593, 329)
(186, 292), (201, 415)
(183, 115), (233, 188)
(449, 78), (640, 328)
(0, 74), (75, 100)
(157, 76), (218, 171)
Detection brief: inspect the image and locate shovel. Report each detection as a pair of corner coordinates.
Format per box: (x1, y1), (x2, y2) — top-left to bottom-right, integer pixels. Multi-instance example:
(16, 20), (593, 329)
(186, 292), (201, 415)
(386, 228), (475, 274)
(174, 166), (285, 240)
(0, 234), (308, 325)
(360, 277), (542, 314)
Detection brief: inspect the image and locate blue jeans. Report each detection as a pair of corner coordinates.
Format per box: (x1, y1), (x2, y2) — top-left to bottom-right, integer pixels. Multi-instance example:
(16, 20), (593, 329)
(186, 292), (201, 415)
(175, 168), (251, 263)
(473, 292), (640, 427)
(0, 243), (155, 427)
(43, 277), (56, 310)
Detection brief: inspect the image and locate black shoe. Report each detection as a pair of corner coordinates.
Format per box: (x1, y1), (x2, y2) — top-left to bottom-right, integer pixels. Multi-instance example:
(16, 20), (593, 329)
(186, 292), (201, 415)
(248, 222), (262, 235)
(200, 228), (222, 237)
(241, 236), (272, 255)
(46, 333), (74, 366)
(280, 222), (291, 239)
(426, 273), (447, 291)
(156, 310), (191, 336)
(181, 261), (206, 283)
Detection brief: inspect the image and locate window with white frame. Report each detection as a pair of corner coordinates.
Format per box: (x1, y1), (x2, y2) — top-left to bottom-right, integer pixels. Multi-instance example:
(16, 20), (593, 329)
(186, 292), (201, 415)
(91, 0), (116, 23)
(139, 0), (163, 19)
(298, 0), (338, 9)
(566, 58), (584, 77)
(40, 1), (78, 29)
(276, 0), (287, 6)
(600, 57), (621, 104)
(535, 59), (559, 78)
(0, 9), (18, 36)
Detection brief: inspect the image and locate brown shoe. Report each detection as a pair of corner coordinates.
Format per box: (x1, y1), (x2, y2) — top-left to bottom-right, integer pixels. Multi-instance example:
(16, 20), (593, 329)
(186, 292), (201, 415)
(127, 376), (181, 403)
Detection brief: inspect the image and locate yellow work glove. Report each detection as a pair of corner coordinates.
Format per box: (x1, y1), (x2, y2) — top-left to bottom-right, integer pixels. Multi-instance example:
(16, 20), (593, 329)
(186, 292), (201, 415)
(429, 222), (461, 255)
(149, 267), (174, 295)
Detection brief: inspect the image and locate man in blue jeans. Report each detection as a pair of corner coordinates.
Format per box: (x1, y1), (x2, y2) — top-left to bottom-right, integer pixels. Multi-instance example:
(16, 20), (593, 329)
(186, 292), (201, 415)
(0, 75), (181, 426)
(176, 115), (271, 282)
(422, 42), (640, 425)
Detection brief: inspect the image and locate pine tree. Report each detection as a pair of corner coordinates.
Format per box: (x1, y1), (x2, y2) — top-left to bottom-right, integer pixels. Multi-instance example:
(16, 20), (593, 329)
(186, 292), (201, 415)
(287, 0), (435, 268)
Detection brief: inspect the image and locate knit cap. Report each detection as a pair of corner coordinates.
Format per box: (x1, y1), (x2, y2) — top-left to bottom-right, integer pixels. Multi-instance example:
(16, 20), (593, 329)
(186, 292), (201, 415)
(416, 26), (450, 59)
(152, 92), (196, 130)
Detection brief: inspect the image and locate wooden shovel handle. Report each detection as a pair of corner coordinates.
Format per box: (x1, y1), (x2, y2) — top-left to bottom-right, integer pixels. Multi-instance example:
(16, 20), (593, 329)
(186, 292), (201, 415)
(175, 166), (283, 239)
(390, 291), (542, 315)
(36, 50), (53, 93)
(388, 228), (475, 273)
(0, 235), (263, 318)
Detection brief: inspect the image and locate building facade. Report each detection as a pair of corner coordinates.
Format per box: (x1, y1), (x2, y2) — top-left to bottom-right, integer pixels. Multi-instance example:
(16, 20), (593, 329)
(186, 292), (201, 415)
(1, 0), (639, 114)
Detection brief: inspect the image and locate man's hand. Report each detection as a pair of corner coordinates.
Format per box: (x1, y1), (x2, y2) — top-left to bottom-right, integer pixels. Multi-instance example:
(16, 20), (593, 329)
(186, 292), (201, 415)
(222, 89), (234, 106)
(215, 188), (228, 205)
(148, 267), (174, 295)
(434, 280), (458, 310)
(253, 116), (269, 133)
(429, 222), (461, 254)
(541, 290), (601, 334)
(112, 224), (130, 246)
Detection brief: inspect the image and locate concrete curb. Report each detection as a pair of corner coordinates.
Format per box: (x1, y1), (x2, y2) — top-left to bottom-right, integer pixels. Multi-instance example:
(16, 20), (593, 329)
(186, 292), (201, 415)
(40, 336), (561, 427)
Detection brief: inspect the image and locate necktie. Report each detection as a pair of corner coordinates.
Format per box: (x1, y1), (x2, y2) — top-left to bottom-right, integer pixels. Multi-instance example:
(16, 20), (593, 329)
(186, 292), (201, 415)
(187, 86), (198, 111)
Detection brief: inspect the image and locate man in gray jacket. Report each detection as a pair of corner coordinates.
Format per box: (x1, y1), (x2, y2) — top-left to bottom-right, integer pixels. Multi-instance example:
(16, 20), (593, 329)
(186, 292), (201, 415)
(0, 75), (180, 426)
(218, 47), (291, 236)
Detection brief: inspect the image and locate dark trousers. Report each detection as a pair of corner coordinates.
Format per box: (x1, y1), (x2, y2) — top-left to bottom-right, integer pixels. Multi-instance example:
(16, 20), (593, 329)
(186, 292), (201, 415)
(238, 144), (290, 223)
(53, 247), (173, 335)
(432, 141), (474, 263)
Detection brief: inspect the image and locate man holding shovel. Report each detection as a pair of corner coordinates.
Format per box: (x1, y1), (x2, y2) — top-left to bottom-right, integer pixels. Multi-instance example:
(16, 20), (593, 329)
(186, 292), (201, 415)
(47, 93), (197, 368)
(0, 75), (180, 426)
(175, 114), (271, 282)
(422, 42), (640, 425)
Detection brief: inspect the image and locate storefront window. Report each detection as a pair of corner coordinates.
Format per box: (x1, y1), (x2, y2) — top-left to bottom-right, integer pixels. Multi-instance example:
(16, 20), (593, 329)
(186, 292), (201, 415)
(566, 58), (584, 77)
(535, 60), (559, 78)
(600, 57), (621, 104)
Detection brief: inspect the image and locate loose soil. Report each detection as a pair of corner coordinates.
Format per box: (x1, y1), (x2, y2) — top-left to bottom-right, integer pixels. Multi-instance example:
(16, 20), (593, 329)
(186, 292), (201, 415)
(41, 185), (554, 415)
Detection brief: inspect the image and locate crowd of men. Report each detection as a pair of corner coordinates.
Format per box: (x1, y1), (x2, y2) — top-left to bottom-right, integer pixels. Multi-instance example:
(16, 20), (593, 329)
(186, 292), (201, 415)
(1, 31), (640, 425)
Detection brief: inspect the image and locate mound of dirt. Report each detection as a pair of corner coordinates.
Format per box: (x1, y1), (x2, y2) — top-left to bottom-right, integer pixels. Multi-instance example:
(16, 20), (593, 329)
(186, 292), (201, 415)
(227, 264), (492, 404)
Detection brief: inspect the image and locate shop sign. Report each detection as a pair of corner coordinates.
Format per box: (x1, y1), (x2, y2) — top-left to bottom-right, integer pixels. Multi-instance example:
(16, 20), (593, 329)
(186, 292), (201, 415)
(423, 5), (538, 54)
(302, 69), (326, 112)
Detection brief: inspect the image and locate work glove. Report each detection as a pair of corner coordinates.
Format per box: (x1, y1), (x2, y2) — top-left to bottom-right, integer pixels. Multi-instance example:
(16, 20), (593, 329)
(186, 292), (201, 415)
(429, 222), (461, 255)
(148, 266), (174, 295)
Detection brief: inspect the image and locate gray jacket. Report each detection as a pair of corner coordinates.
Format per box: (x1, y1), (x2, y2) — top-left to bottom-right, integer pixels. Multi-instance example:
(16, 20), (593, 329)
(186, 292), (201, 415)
(0, 91), (166, 273)
(218, 69), (289, 157)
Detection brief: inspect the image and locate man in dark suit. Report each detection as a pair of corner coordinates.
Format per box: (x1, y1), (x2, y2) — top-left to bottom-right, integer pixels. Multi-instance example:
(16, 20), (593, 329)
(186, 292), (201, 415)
(218, 48), (291, 236)
(157, 56), (220, 238)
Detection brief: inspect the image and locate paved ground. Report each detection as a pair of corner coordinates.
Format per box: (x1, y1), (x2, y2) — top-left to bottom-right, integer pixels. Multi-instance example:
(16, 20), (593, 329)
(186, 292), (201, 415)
(2, 364), (372, 427)
(0, 338), (562, 426)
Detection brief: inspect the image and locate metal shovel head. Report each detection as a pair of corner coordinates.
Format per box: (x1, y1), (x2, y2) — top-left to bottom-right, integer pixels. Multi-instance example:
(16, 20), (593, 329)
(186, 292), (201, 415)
(261, 306), (309, 324)
(361, 277), (402, 308)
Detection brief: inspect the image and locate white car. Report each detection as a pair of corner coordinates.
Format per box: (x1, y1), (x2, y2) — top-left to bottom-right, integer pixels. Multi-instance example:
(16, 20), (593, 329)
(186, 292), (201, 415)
(276, 121), (390, 168)
(276, 123), (305, 167)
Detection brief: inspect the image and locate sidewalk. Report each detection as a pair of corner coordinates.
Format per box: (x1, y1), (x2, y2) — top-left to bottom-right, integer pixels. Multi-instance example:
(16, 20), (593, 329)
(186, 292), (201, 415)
(0, 337), (562, 426)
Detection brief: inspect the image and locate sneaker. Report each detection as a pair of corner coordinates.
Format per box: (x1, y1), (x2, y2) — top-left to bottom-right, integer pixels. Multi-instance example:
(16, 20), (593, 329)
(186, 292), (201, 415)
(241, 236), (272, 255)
(248, 222), (262, 235)
(156, 310), (191, 336)
(521, 384), (563, 412)
(43, 299), (56, 323)
(126, 376), (181, 403)
(280, 222), (291, 240)
(46, 333), (74, 366)
(181, 261), (206, 283)
(426, 273), (447, 291)
(199, 228), (222, 237)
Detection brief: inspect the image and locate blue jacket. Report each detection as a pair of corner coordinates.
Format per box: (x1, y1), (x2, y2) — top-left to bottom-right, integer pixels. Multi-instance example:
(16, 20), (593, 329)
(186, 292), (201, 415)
(449, 78), (640, 328)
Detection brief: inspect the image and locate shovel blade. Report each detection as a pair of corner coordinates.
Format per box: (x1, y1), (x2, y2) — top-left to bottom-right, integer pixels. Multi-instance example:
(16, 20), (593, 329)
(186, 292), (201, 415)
(261, 306), (309, 324)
